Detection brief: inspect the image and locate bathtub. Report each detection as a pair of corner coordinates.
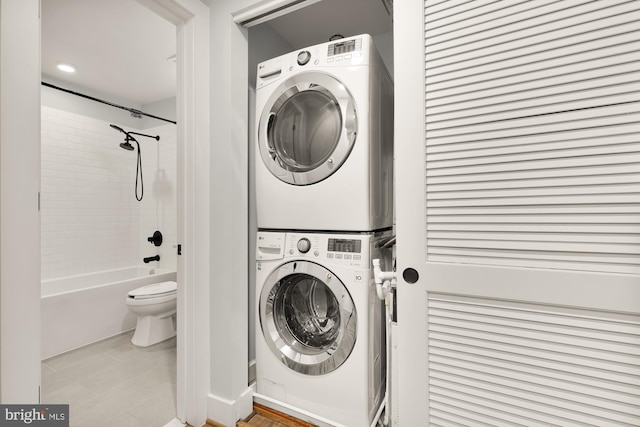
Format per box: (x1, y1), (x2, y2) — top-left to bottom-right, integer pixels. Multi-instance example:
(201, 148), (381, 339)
(41, 266), (177, 359)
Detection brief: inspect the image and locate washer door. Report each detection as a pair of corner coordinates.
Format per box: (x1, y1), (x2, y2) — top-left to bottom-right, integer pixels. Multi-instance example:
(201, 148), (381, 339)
(259, 260), (357, 375)
(258, 72), (358, 185)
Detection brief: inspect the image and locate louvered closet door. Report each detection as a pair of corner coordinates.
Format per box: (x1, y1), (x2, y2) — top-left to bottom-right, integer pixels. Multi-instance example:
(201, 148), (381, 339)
(394, 0), (640, 425)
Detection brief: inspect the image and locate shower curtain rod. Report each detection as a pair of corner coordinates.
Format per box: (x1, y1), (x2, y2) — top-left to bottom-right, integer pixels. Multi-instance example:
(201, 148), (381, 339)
(41, 82), (177, 125)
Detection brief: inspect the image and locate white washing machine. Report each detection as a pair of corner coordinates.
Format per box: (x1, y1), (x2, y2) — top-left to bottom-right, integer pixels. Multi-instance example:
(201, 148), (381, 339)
(255, 34), (393, 232)
(255, 230), (392, 427)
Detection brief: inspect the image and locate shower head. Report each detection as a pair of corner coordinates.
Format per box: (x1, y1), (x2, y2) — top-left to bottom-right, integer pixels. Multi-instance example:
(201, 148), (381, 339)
(109, 124), (157, 153)
(111, 124), (137, 151)
(109, 124), (127, 134)
(120, 141), (135, 151)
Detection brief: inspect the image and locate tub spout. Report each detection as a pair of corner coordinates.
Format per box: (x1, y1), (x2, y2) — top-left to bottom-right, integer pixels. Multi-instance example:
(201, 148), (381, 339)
(144, 255), (160, 263)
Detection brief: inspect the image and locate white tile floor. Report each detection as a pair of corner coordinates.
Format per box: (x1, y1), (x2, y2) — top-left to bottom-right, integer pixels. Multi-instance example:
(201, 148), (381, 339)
(41, 331), (177, 427)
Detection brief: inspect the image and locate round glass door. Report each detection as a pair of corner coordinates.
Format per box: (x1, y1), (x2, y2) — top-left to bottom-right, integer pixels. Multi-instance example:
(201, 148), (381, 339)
(258, 72), (358, 185)
(259, 261), (357, 375)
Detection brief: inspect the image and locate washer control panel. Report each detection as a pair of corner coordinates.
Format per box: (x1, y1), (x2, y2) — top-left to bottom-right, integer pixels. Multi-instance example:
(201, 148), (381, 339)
(282, 232), (370, 267)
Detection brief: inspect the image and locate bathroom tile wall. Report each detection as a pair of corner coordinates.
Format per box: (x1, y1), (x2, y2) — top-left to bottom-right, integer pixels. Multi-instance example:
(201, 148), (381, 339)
(138, 123), (178, 271)
(41, 106), (177, 280)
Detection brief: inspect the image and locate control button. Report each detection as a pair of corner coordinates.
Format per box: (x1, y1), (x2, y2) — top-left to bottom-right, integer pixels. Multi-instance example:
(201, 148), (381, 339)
(289, 249), (295, 255)
(353, 255), (361, 261)
(297, 51), (311, 66)
(335, 55), (343, 61)
(297, 238), (311, 253)
(344, 254), (352, 260)
(345, 54), (352, 59)
(327, 253), (334, 259)
(314, 59), (320, 65)
(314, 250), (320, 257)
(327, 58), (334, 63)
(335, 254), (343, 259)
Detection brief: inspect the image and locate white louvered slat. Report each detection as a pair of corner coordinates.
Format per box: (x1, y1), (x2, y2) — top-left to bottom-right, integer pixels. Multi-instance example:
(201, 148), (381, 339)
(425, 164), (640, 185)
(426, 126), (639, 155)
(424, 0), (575, 40)
(427, 251), (640, 275)
(428, 143), (639, 170)
(426, 106), (640, 141)
(425, 4), (640, 68)
(430, 402), (529, 427)
(427, 27), (640, 82)
(424, 0), (640, 274)
(427, 295), (640, 425)
(425, 2), (639, 60)
(428, 87), (640, 130)
(427, 231), (640, 244)
(428, 183), (640, 200)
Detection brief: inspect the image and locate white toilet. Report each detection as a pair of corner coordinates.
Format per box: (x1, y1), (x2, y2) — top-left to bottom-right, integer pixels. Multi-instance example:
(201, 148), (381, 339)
(126, 280), (177, 347)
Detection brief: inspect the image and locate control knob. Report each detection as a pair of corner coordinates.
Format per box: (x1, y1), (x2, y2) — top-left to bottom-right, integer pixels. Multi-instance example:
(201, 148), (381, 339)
(297, 238), (311, 253)
(297, 50), (311, 66)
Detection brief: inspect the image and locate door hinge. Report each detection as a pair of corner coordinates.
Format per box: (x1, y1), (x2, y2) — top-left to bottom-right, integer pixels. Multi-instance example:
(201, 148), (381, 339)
(177, 244), (182, 255)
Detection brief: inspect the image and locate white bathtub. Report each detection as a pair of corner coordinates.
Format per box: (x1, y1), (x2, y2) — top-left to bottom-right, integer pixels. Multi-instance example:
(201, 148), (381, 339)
(41, 266), (177, 359)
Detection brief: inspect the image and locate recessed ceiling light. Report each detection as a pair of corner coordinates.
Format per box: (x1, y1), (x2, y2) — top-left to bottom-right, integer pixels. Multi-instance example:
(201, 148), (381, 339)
(57, 63), (76, 73)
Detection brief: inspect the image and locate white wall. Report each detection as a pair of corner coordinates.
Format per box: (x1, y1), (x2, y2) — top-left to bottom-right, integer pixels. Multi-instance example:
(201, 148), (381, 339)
(41, 104), (177, 281)
(140, 97), (177, 129)
(140, 121), (178, 270)
(373, 31), (394, 77)
(204, 0), (257, 424)
(0, 0), (41, 403)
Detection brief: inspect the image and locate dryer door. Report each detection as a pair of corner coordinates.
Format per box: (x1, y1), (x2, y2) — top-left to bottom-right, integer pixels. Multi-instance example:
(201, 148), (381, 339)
(259, 260), (356, 375)
(258, 72), (358, 185)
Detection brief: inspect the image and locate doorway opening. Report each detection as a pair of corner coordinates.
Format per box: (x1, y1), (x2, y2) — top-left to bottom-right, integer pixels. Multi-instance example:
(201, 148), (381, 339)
(40, 1), (178, 424)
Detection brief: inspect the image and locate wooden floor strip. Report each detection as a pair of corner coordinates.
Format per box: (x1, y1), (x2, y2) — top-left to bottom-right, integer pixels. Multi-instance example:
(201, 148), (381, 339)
(206, 418), (227, 427)
(237, 414), (284, 427)
(237, 403), (318, 427)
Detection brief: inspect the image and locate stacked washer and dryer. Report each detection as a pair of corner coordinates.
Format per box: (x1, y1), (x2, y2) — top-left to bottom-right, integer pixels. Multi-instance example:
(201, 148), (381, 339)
(254, 34), (394, 427)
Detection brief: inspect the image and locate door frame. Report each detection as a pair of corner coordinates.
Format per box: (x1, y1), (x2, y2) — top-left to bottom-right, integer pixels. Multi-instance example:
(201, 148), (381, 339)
(0, 0), (42, 403)
(0, 0), (212, 414)
(393, 0), (428, 420)
(136, 0), (211, 424)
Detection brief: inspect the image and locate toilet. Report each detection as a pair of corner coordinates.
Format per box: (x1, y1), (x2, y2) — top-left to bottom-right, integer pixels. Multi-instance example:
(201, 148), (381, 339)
(126, 281), (177, 347)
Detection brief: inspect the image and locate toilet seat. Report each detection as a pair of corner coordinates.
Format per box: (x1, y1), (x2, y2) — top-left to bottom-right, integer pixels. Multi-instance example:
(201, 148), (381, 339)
(128, 281), (177, 300)
(125, 280), (178, 347)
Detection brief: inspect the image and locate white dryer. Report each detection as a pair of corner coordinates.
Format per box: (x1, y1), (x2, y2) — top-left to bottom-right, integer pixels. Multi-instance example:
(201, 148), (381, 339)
(255, 230), (392, 427)
(255, 34), (393, 232)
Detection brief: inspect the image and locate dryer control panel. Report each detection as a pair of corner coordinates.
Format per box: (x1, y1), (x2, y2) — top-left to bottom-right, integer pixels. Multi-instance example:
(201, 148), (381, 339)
(255, 34), (372, 90)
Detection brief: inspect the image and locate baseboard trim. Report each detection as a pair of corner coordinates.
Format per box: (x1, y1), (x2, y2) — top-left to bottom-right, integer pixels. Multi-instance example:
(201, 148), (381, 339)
(206, 385), (255, 427)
